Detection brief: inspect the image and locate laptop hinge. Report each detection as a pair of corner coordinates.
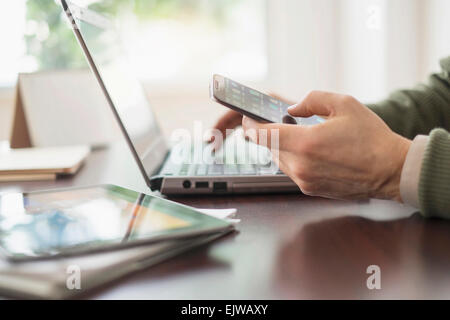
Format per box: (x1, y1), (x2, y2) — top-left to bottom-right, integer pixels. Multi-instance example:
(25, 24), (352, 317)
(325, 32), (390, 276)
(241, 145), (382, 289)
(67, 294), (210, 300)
(149, 176), (164, 191)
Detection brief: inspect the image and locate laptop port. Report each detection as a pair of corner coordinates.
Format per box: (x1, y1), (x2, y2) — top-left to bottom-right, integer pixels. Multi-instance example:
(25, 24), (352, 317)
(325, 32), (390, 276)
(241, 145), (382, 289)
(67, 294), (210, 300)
(182, 180), (191, 189)
(195, 181), (209, 189)
(213, 182), (227, 192)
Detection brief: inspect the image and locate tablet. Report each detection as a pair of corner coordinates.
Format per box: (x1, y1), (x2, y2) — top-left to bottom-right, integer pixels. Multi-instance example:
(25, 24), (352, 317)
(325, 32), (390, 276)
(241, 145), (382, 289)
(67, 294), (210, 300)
(0, 185), (233, 261)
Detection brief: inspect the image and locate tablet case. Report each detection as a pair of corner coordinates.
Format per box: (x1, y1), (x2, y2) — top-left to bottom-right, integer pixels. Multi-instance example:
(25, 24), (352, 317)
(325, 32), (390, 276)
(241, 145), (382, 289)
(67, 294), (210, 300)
(0, 232), (229, 299)
(0, 206), (238, 299)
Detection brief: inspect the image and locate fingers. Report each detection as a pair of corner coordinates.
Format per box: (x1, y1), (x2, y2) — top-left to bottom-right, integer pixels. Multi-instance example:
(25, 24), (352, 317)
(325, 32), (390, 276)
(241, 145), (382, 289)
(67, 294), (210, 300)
(206, 110), (243, 150)
(242, 116), (302, 150)
(287, 91), (344, 118)
(242, 116), (274, 148)
(214, 110), (243, 137)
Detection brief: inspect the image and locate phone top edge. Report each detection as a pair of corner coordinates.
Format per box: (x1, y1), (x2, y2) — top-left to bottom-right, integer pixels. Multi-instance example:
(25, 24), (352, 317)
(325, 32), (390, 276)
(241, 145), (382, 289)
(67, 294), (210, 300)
(210, 74), (274, 123)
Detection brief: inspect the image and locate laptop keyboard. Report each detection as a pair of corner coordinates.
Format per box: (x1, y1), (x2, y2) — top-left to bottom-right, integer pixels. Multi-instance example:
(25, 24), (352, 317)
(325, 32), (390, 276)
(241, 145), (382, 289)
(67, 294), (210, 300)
(161, 149), (284, 177)
(162, 162), (284, 177)
(161, 133), (285, 177)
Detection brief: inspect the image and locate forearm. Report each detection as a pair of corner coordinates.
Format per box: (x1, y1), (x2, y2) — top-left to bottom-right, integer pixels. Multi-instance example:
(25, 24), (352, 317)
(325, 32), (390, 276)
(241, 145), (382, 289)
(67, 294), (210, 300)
(366, 57), (450, 139)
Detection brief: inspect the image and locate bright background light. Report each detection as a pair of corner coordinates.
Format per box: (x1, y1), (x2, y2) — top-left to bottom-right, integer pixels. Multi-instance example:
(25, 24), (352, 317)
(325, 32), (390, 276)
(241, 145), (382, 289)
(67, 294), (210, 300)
(0, 1), (26, 86)
(0, 0), (267, 87)
(0, 0), (449, 141)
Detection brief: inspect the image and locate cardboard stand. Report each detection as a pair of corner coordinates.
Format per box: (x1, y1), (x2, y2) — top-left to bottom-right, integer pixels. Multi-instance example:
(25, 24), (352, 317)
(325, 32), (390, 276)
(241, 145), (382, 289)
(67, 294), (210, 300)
(9, 71), (121, 149)
(10, 82), (32, 148)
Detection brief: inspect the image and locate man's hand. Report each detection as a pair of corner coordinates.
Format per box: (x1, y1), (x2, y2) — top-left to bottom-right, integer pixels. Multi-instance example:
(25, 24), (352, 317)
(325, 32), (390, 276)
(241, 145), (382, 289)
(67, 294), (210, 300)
(206, 110), (243, 150)
(242, 91), (412, 201)
(207, 93), (296, 150)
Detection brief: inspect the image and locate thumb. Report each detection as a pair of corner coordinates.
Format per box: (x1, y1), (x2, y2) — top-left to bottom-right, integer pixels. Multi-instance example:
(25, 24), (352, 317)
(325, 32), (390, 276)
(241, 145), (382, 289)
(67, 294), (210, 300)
(287, 91), (337, 118)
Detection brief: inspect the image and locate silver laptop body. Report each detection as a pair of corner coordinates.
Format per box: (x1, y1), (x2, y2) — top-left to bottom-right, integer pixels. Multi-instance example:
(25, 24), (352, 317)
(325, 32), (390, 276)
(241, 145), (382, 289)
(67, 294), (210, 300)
(62, 0), (298, 195)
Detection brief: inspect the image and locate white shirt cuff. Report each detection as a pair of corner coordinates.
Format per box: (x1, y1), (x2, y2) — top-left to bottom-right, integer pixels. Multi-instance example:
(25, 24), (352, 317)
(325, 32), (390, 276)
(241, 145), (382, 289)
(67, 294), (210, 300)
(400, 135), (429, 208)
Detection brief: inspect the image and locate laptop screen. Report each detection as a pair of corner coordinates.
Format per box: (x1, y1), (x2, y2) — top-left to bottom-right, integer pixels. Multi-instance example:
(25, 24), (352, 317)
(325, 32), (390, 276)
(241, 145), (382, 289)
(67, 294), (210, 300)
(63, 1), (168, 184)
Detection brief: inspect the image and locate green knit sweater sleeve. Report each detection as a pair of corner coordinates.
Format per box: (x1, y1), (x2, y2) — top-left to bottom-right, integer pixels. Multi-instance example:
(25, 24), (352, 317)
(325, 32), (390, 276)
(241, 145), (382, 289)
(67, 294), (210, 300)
(419, 128), (450, 218)
(366, 57), (450, 139)
(366, 56), (450, 219)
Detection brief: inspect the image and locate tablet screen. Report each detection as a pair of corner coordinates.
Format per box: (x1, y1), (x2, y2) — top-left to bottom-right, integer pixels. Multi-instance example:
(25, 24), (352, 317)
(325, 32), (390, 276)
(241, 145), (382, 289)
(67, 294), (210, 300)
(0, 185), (230, 259)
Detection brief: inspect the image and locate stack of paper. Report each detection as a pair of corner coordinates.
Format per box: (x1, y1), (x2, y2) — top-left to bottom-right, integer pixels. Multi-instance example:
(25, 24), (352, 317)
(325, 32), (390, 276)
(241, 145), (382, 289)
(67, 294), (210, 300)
(0, 208), (238, 299)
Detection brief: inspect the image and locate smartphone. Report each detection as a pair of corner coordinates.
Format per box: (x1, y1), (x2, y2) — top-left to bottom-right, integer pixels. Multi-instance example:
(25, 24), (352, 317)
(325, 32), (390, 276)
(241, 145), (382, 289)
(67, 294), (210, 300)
(210, 74), (324, 125)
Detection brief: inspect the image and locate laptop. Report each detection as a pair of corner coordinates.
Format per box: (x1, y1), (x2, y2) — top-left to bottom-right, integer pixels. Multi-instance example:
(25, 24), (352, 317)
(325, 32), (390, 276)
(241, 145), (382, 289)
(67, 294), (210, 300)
(62, 0), (298, 195)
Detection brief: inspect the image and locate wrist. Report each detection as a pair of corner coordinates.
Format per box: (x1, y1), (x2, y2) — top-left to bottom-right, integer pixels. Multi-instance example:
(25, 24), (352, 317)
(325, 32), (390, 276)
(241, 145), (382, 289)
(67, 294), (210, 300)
(376, 134), (412, 201)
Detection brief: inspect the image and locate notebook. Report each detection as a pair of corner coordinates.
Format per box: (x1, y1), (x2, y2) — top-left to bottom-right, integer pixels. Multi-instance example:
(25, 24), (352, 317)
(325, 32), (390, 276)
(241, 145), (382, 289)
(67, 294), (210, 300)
(0, 145), (90, 181)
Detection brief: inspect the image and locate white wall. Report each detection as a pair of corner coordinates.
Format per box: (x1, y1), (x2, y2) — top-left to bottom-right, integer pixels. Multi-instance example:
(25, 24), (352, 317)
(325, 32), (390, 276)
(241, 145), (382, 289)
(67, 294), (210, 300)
(423, 0), (450, 75)
(266, 0), (340, 98)
(266, 0), (450, 104)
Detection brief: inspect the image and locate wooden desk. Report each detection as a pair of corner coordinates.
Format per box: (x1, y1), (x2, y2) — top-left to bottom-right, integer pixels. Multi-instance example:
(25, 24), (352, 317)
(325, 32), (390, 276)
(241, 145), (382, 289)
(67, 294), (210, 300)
(1, 141), (450, 299)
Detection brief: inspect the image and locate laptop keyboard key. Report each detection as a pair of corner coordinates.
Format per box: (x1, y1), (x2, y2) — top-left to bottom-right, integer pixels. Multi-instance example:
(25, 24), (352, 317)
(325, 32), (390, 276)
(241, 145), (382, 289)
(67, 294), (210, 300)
(196, 164), (208, 176)
(224, 165), (240, 175)
(209, 164), (224, 175)
(257, 164), (279, 175)
(162, 164), (179, 176)
(238, 165), (256, 175)
(178, 163), (190, 176)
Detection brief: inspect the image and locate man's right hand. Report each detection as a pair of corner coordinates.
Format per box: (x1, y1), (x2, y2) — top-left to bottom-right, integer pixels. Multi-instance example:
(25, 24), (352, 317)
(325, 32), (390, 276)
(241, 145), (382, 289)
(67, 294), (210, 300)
(207, 93), (295, 150)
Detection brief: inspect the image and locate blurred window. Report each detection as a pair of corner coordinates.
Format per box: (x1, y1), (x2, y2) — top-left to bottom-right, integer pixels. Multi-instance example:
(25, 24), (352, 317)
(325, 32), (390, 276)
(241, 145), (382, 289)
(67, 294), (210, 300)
(0, 0), (267, 87)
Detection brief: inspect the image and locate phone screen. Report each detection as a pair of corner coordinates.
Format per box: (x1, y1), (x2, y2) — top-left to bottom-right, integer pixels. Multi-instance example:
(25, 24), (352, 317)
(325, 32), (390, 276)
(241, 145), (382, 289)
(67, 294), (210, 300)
(214, 76), (324, 125)
(221, 77), (287, 123)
